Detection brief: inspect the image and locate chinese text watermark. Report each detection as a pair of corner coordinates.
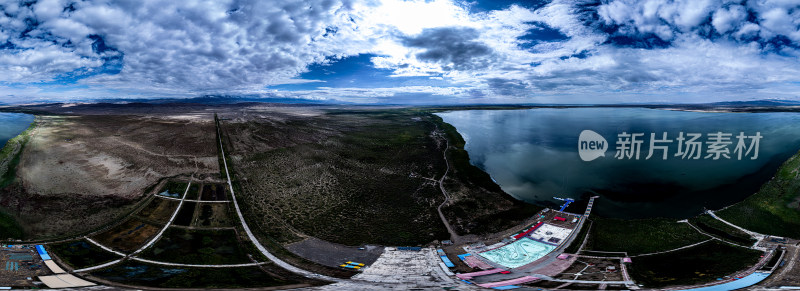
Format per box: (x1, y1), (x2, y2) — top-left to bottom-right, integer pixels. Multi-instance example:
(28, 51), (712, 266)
(579, 130), (762, 162)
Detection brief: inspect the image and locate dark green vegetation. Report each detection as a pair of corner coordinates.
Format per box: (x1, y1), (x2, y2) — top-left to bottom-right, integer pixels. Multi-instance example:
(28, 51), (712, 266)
(223, 109), (450, 246)
(564, 219), (592, 254)
(91, 261), (310, 289)
(222, 108), (546, 246)
(0, 210), (23, 239)
(49, 239), (120, 269)
(201, 184), (226, 201)
(628, 241), (762, 288)
(186, 183), (200, 200)
(718, 149), (800, 238)
(430, 113), (543, 235)
(140, 228), (252, 265)
(173, 202), (197, 226)
(583, 216), (708, 255)
(688, 214), (756, 245)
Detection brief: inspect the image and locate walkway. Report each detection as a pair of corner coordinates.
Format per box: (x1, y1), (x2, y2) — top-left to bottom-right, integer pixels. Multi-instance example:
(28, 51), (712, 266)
(707, 210), (768, 249)
(72, 181), (273, 273)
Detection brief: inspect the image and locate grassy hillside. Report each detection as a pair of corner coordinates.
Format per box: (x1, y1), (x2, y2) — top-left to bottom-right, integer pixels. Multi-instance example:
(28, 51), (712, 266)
(583, 216), (708, 255)
(717, 149), (800, 238)
(0, 118), (36, 188)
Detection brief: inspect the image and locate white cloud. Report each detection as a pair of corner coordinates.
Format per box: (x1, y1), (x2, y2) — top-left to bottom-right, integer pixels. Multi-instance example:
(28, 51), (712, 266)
(712, 5), (747, 34)
(0, 0), (799, 104)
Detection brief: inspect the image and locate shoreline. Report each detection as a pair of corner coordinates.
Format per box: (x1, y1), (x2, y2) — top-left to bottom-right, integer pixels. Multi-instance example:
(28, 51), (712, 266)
(0, 114), (38, 188)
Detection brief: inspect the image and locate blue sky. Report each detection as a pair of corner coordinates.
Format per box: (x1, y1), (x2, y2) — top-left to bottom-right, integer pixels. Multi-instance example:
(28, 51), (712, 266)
(0, 0), (799, 104)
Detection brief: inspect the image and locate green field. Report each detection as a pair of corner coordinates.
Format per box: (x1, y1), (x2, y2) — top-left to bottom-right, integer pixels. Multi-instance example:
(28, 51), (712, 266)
(185, 183), (201, 200)
(583, 216), (708, 255)
(49, 239), (120, 269)
(139, 228), (252, 265)
(628, 240), (762, 288)
(717, 149), (800, 238)
(92, 261), (308, 288)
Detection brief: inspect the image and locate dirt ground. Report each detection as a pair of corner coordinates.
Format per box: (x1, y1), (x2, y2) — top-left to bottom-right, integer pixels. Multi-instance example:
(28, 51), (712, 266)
(19, 115), (217, 199)
(191, 203), (234, 227)
(0, 112), (219, 239)
(286, 237), (384, 268)
(135, 198), (179, 225)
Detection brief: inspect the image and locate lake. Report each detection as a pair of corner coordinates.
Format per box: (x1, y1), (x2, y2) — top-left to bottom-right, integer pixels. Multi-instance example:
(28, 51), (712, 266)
(437, 108), (800, 219)
(0, 112), (34, 149)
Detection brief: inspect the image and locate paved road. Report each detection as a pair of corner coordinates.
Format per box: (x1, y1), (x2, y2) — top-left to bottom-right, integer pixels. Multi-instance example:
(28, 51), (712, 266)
(633, 239), (714, 257)
(154, 195), (231, 203)
(130, 257), (268, 268)
(84, 238), (126, 257)
(73, 259), (124, 273)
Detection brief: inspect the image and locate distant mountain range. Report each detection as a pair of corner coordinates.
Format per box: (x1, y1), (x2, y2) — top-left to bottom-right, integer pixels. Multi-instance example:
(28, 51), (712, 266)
(88, 95), (346, 105)
(700, 99), (800, 107)
(3, 96), (800, 108)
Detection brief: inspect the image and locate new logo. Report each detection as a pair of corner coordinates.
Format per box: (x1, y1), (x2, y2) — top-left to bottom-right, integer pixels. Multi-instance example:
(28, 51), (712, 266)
(578, 130), (607, 162)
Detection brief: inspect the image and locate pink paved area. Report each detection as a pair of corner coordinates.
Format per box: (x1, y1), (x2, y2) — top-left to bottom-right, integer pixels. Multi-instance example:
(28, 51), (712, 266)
(477, 276), (539, 288)
(464, 255), (493, 270)
(456, 268), (505, 280)
(523, 253), (577, 276)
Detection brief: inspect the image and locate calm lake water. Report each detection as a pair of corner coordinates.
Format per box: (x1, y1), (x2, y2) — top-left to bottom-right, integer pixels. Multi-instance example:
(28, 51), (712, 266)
(437, 108), (800, 219)
(0, 112), (34, 148)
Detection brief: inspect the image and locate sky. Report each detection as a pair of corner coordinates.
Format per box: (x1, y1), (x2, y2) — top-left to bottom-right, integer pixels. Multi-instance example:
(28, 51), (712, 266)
(0, 0), (799, 105)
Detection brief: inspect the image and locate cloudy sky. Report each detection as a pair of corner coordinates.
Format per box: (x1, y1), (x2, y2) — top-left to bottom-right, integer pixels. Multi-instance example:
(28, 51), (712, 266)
(0, 0), (799, 104)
